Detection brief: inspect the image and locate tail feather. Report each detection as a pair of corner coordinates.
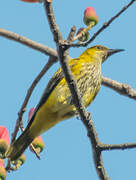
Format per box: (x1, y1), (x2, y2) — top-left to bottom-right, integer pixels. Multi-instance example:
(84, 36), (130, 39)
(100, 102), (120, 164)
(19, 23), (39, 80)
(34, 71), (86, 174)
(6, 129), (33, 161)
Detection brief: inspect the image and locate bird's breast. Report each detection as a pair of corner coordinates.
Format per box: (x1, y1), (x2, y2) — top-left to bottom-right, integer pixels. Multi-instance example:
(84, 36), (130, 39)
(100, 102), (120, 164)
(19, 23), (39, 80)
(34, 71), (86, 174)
(76, 63), (101, 107)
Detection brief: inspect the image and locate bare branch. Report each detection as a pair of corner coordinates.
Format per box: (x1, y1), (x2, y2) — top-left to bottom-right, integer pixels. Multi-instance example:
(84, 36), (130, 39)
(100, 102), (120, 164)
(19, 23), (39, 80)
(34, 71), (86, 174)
(102, 76), (136, 100)
(99, 142), (136, 151)
(86, 116), (110, 180)
(44, 1), (63, 43)
(0, 28), (58, 57)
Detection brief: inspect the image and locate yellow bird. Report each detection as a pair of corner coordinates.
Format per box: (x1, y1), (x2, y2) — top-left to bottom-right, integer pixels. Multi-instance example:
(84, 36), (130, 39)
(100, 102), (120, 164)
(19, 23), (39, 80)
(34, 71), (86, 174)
(6, 45), (124, 161)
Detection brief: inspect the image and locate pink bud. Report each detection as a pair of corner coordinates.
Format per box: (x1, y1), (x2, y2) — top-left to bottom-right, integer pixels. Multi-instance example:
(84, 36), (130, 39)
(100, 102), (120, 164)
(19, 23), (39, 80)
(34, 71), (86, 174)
(28, 108), (35, 121)
(84, 7), (98, 26)
(77, 28), (90, 42)
(0, 126), (10, 145)
(0, 126), (10, 157)
(32, 136), (45, 153)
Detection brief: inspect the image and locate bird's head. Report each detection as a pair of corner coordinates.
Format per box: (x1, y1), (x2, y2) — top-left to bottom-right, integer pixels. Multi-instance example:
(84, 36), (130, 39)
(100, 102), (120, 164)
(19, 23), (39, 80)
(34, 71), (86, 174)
(83, 45), (124, 63)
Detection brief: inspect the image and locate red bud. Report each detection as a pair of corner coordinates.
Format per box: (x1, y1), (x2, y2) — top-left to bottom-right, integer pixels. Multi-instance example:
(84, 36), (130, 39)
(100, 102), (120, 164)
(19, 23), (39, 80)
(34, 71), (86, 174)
(84, 7), (98, 26)
(0, 127), (10, 157)
(0, 126), (9, 145)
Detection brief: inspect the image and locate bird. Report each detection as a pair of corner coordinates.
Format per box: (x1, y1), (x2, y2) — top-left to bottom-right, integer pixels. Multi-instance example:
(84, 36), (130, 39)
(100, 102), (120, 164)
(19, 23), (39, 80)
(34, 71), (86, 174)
(6, 45), (124, 161)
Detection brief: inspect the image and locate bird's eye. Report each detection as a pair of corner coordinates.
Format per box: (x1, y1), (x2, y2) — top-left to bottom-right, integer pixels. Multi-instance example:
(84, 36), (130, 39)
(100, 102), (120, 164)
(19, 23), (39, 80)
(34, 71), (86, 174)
(96, 46), (102, 50)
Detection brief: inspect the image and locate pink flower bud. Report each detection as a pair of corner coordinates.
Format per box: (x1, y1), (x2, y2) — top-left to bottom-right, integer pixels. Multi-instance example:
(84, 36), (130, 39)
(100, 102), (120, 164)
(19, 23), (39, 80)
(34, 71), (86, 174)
(0, 127), (10, 157)
(77, 28), (90, 42)
(32, 136), (45, 153)
(28, 108), (35, 122)
(0, 127), (9, 145)
(84, 7), (98, 26)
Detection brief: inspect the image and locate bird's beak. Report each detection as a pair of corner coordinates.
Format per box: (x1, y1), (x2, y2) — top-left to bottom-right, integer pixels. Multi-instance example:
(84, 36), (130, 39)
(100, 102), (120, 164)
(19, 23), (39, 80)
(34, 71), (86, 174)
(107, 49), (125, 58)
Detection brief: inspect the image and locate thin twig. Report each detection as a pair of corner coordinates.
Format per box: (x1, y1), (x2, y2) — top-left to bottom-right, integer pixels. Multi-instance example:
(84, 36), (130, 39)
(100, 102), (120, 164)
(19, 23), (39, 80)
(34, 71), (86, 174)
(73, 22), (95, 42)
(71, 0), (136, 47)
(67, 26), (76, 42)
(44, 1), (63, 43)
(99, 142), (136, 151)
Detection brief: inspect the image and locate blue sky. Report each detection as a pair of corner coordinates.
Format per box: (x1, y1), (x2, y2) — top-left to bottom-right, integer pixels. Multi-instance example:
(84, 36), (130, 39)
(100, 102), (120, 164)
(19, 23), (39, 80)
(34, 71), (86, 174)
(0, 0), (136, 179)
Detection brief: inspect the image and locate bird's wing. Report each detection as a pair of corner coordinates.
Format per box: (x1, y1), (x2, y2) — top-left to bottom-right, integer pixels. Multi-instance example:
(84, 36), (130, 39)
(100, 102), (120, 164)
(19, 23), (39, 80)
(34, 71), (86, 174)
(27, 68), (64, 128)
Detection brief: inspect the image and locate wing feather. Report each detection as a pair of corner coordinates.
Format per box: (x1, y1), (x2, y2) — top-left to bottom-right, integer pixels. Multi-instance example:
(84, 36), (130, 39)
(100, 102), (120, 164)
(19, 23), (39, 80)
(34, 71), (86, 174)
(27, 69), (64, 128)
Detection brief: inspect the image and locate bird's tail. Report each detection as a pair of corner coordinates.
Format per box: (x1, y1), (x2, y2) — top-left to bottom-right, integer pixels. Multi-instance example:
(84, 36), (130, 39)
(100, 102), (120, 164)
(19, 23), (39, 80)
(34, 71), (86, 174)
(5, 129), (34, 161)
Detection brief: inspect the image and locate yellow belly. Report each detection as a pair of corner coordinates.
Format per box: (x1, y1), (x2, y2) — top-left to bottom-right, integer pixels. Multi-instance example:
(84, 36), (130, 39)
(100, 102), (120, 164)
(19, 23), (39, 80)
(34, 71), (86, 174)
(29, 87), (75, 138)
(29, 82), (100, 139)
